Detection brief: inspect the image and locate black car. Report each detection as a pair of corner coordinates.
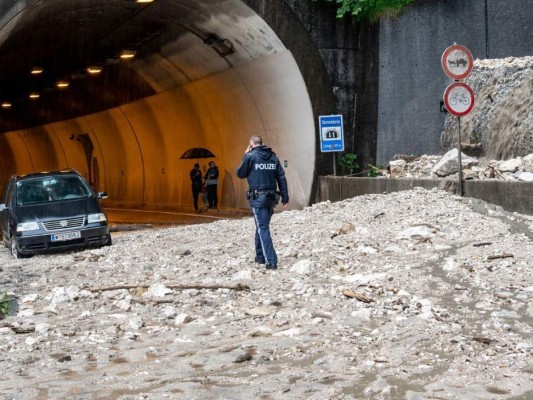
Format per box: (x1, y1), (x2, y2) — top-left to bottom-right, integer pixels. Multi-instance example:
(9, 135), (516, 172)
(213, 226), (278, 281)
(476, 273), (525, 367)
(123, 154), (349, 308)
(0, 170), (111, 258)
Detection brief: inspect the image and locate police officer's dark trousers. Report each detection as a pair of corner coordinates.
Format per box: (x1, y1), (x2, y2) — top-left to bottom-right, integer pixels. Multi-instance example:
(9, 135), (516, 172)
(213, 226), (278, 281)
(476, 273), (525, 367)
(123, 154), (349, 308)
(252, 206), (277, 266)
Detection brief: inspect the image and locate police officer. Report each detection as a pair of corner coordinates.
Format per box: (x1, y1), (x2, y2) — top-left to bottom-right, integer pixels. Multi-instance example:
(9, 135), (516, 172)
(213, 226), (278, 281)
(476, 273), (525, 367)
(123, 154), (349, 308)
(236, 135), (289, 270)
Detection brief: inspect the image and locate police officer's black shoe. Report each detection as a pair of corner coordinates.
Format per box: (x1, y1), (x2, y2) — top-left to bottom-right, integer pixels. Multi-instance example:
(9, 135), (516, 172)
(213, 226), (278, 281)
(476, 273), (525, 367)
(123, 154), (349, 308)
(255, 257), (265, 265)
(266, 264), (277, 270)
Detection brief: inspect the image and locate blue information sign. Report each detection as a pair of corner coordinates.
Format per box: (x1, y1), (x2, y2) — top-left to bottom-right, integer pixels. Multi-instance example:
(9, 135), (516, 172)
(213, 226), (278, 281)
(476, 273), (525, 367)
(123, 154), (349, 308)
(319, 115), (344, 152)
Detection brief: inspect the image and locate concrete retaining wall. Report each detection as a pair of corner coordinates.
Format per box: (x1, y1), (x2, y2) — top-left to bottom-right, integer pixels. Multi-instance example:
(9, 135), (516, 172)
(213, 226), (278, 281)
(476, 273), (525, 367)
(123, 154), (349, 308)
(249, 0), (380, 171)
(316, 176), (533, 216)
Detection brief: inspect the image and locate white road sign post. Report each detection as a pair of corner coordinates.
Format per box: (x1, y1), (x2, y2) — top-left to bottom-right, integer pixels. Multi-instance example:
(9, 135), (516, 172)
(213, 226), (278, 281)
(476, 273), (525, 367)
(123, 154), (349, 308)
(442, 44), (475, 196)
(319, 114), (344, 176)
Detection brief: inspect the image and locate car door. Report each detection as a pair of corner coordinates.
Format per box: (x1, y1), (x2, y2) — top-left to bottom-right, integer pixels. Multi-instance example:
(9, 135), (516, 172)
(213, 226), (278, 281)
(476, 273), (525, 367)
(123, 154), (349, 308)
(0, 180), (13, 239)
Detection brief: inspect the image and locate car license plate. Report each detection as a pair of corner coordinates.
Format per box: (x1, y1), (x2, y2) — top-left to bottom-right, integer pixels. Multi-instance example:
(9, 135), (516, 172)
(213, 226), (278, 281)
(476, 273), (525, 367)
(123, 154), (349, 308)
(51, 231), (81, 242)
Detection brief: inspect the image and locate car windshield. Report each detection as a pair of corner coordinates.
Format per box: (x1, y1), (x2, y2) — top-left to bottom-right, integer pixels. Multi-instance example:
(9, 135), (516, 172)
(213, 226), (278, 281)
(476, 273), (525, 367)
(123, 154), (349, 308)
(16, 175), (92, 205)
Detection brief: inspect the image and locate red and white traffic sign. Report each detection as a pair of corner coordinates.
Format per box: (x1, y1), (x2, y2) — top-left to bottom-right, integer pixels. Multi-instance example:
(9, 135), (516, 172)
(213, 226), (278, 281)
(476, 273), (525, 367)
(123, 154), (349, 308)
(443, 82), (475, 117)
(441, 44), (474, 80)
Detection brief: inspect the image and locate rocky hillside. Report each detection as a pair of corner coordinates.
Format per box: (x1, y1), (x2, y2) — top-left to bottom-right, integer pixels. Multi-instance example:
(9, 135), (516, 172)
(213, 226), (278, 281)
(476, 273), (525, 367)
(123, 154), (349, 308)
(441, 56), (533, 159)
(1, 189), (532, 399)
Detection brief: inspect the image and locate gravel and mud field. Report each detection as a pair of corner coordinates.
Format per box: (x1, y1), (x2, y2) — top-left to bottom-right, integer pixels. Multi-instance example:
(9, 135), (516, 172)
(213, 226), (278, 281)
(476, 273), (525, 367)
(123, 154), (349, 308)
(0, 188), (532, 399)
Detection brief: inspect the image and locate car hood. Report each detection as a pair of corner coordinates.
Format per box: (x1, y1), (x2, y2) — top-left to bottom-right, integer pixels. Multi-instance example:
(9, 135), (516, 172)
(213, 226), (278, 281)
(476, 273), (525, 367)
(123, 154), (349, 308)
(15, 197), (103, 222)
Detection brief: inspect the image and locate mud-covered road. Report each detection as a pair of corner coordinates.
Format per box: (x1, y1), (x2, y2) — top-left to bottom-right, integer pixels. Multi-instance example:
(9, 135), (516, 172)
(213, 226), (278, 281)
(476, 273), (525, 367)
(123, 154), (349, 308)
(1, 188), (532, 399)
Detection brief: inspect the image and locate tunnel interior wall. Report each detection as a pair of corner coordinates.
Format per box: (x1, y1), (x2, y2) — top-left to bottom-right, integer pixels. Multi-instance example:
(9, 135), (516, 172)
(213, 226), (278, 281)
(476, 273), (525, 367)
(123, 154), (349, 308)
(377, 0), (533, 165)
(0, 51), (315, 210)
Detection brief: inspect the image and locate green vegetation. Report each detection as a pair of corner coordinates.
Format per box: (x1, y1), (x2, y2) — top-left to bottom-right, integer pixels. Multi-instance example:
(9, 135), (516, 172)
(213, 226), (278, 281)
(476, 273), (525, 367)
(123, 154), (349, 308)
(470, 130), (482, 144)
(339, 153), (360, 175)
(368, 164), (383, 177)
(322, 0), (418, 20)
(0, 292), (10, 319)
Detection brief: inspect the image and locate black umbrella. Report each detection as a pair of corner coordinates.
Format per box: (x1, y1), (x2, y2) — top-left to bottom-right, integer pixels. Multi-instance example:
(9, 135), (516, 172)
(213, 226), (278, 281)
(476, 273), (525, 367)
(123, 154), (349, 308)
(180, 147), (216, 159)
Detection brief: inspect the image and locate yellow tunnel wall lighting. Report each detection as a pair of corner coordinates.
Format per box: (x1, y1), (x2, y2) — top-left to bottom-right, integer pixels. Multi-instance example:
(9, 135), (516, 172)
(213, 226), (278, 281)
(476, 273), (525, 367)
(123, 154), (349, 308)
(29, 93), (40, 99)
(119, 50), (136, 59)
(56, 80), (70, 88)
(1, 102), (12, 108)
(31, 67), (44, 75)
(87, 66), (103, 74)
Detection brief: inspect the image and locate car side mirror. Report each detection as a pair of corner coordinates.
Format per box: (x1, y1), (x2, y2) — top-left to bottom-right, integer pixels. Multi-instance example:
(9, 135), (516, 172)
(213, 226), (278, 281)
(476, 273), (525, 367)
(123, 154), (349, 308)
(97, 192), (108, 199)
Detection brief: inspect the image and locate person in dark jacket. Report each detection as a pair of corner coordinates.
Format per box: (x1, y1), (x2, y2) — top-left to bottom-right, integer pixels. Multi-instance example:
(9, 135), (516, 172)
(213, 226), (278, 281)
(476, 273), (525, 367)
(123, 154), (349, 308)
(205, 161), (219, 209)
(236, 135), (289, 270)
(190, 163), (203, 213)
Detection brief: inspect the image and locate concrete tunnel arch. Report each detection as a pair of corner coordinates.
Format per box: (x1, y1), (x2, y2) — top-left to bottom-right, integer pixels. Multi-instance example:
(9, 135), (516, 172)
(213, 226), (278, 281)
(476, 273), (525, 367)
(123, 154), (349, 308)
(0, 0), (336, 211)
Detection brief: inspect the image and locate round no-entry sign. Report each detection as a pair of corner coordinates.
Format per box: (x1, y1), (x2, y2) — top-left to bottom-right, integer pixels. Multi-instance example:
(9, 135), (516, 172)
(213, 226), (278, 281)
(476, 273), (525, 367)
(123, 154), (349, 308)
(441, 44), (474, 80)
(443, 82), (475, 117)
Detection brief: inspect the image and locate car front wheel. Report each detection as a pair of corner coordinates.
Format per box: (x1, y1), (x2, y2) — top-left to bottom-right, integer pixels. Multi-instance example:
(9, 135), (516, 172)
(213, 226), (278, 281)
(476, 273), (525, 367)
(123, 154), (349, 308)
(11, 237), (19, 259)
(10, 236), (26, 259)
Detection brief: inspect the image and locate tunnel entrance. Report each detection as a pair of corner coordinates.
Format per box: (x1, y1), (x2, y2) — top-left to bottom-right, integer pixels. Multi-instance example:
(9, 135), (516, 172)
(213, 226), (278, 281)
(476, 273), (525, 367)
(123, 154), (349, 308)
(0, 0), (322, 211)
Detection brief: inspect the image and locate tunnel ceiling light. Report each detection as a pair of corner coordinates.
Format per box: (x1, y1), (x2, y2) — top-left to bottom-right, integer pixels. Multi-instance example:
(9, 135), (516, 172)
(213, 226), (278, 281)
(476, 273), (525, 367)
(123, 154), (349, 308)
(56, 80), (70, 88)
(87, 66), (103, 74)
(136, 0), (154, 3)
(29, 92), (40, 99)
(31, 67), (44, 75)
(119, 49), (136, 60)
(1, 102), (12, 108)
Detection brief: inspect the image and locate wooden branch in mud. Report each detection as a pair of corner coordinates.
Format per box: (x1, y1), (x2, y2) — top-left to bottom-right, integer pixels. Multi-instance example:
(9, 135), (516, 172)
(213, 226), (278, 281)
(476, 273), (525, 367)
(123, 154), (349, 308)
(472, 337), (493, 345)
(342, 288), (374, 303)
(0, 322), (35, 334)
(88, 282), (251, 293)
(487, 253), (514, 261)
(493, 169), (511, 181)
(472, 242), (492, 247)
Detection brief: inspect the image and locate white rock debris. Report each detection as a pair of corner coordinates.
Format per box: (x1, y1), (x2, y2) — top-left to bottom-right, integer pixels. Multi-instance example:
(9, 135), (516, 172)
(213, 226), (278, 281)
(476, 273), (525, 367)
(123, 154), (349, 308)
(387, 150), (533, 181)
(0, 188), (531, 399)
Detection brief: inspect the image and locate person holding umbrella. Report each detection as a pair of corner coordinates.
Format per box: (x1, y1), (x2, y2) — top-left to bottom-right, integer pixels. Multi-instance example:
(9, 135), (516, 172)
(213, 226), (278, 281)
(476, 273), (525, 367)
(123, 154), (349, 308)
(204, 161), (219, 209)
(189, 163), (203, 213)
(180, 147), (217, 210)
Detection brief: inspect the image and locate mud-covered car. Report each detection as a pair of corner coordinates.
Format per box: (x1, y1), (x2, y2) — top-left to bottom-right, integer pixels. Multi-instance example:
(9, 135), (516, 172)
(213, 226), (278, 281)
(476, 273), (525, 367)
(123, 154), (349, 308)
(0, 170), (111, 258)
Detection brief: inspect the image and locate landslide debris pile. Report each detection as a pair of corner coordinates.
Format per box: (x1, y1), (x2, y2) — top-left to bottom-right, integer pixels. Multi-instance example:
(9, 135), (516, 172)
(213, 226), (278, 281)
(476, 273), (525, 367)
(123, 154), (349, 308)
(441, 56), (533, 159)
(388, 149), (533, 182)
(383, 56), (533, 182)
(1, 189), (532, 399)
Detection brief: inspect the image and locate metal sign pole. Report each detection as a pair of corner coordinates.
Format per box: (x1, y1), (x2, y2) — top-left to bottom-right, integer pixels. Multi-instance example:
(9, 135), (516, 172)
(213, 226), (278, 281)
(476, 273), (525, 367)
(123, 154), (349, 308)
(442, 43), (474, 198)
(333, 153), (337, 176)
(457, 116), (463, 196)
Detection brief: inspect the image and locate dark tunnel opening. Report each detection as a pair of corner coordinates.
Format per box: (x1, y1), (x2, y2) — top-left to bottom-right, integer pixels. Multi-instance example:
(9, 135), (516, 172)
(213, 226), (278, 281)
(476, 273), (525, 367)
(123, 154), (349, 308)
(0, 0), (333, 211)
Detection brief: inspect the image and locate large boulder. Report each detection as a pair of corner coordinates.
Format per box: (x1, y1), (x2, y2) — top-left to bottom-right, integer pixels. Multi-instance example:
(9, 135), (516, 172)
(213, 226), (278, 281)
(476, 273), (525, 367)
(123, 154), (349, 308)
(389, 160), (407, 178)
(432, 149), (478, 177)
(523, 154), (533, 172)
(517, 172), (533, 182)
(499, 158), (523, 172)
